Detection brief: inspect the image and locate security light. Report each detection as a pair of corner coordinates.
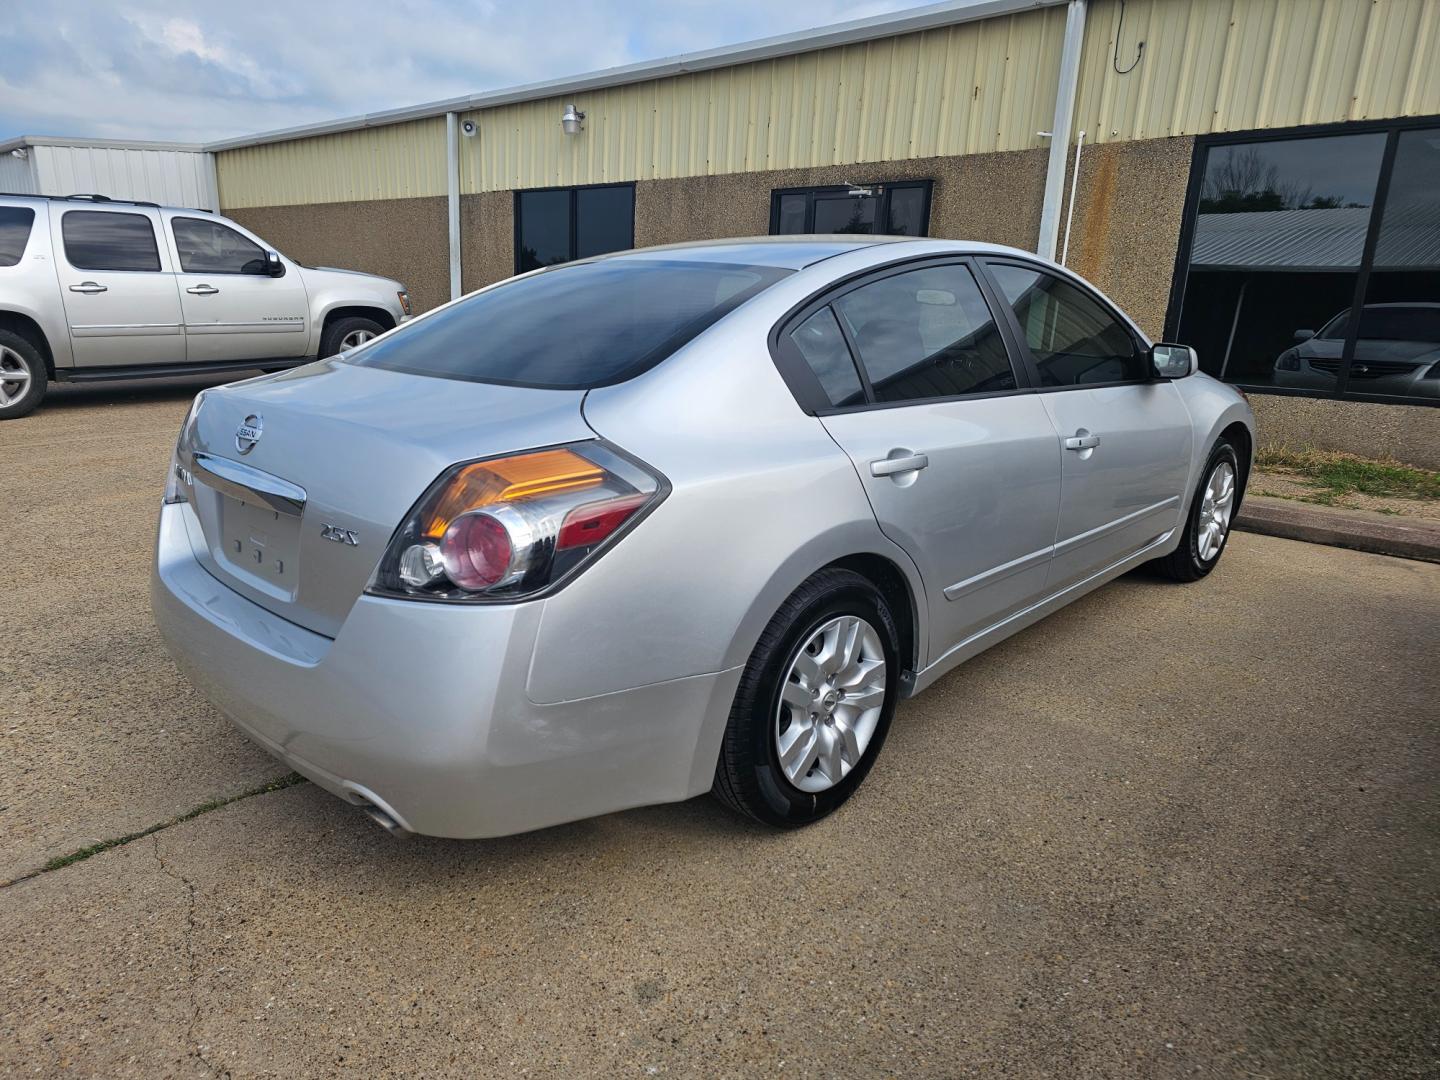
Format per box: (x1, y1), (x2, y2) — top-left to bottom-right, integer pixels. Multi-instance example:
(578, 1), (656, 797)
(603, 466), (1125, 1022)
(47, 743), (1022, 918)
(561, 105), (586, 136)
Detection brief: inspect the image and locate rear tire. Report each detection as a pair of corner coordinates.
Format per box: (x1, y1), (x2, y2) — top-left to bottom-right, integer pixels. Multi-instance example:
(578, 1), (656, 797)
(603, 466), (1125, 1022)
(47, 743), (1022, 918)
(1151, 437), (1241, 582)
(713, 568), (900, 828)
(320, 316), (386, 358)
(0, 330), (47, 420)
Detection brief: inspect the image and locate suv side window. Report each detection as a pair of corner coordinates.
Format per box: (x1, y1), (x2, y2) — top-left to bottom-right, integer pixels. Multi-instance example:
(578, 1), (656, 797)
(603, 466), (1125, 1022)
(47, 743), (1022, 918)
(986, 263), (1143, 386)
(832, 263), (1018, 403)
(172, 216), (267, 274)
(62, 211), (161, 272)
(0, 207), (36, 267)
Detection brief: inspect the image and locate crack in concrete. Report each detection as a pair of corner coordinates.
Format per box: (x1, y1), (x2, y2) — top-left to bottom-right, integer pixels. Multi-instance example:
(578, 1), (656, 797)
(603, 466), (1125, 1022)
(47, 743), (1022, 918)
(0, 773), (305, 890)
(151, 833), (230, 1080)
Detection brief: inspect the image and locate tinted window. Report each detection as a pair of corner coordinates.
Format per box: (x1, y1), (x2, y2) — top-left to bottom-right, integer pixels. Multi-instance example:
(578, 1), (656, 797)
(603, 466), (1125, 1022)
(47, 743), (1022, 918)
(0, 207), (35, 267)
(62, 211), (161, 272)
(833, 264), (1016, 402)
(790, 307), (864, 407)
(576, 186), (634, 259)
(770, 182), (931, 238)
(172, 217), (267, 274)
(517, 185), (634, 273)
(988, 264), (1142, 386)
(1175, 131), (1386, 389)
(349, 258), (789, 389)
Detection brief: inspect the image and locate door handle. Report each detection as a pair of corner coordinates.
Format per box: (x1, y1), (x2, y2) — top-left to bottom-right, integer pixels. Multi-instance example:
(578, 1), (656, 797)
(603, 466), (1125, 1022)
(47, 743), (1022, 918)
(1064, 434), (1101, 451)
(870, 452), (929, 477)
(186, 284), (219, 295)
(68, 282), (107, 294)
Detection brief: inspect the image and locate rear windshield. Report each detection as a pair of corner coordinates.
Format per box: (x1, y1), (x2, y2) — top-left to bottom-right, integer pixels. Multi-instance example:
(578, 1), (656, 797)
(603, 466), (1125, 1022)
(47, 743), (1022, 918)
(347, 258), (791, 389)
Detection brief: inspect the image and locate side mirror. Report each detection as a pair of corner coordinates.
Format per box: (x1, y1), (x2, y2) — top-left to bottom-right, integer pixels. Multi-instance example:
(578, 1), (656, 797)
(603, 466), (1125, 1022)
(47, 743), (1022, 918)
(1293, 329), (1315, 343)
(1150, 342), (1197, 379)
(265, 250), (285, 278)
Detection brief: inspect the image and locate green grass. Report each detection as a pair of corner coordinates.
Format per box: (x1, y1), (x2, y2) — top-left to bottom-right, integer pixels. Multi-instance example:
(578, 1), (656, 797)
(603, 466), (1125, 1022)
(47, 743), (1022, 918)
(2, 773), (306, 887)
(1255, 448), (1440, 502)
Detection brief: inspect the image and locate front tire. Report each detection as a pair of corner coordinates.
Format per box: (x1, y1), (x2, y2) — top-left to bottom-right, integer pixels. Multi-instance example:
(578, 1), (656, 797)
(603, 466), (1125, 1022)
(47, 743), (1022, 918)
(320, 316), (386, 358)
(0, 330), (47, 420)
(713, 568), (900, 827)
(1152, 438), (1241, 581)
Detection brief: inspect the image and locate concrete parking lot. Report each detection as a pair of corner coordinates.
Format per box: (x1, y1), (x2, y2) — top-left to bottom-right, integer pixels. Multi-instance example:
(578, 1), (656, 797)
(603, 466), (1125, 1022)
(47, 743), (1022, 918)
(2, 384), (1437, 1078)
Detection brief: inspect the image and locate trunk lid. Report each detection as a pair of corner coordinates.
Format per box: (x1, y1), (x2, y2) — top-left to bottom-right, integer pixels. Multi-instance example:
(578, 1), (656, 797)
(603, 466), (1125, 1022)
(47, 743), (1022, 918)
(179, 359), (593, 637)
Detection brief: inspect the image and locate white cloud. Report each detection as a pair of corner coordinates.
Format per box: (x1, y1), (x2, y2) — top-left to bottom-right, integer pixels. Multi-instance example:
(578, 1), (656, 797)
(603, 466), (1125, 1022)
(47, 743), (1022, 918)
(0, 0), (913, 143)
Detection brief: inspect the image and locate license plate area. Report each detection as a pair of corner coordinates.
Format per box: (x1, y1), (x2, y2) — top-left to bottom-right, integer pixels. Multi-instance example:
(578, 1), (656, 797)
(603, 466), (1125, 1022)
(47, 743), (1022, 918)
(215, 494), (302, 599)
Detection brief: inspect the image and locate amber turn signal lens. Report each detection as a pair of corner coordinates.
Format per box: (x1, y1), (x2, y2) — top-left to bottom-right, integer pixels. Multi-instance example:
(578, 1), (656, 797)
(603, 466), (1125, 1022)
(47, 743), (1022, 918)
(422, 448), (604, 539)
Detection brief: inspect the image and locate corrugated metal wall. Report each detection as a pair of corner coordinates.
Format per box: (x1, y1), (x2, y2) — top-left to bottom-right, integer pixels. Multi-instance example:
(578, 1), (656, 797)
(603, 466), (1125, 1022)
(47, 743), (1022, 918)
(214, 0), (1440, 209)
(32, 145), (219, 208)
(0, 152), (37, 194)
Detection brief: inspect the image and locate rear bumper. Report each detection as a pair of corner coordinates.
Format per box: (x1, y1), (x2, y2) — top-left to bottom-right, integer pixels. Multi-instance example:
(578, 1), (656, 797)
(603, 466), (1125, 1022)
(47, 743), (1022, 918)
(150, 502), (740, 837)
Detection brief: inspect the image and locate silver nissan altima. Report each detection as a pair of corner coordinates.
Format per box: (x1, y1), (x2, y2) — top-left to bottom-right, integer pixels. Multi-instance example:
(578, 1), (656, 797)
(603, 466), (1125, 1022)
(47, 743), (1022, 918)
(152, 237), (1254, 837)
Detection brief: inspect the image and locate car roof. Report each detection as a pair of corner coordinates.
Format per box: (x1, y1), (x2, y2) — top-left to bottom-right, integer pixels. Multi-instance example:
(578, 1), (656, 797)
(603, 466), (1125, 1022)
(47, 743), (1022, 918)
(603, 235), (915, 270)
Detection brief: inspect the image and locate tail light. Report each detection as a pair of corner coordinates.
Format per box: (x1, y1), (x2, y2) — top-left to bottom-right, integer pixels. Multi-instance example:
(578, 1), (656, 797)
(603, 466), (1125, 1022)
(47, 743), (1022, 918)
(368, 441), (666, 603)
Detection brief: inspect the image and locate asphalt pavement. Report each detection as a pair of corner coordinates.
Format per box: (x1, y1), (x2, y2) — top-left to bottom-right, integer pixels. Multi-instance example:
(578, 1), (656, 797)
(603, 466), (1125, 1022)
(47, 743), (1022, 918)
(2, 382), (1436, 1078)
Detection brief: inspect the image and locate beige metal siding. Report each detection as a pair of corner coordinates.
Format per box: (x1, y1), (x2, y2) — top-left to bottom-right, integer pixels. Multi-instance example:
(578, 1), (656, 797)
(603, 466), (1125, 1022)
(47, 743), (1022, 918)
(217, 117), (447, 208)
(214, 0), (1440, 208)
(1075, 0), (1440, 142)
(459, 10), (1069, 193)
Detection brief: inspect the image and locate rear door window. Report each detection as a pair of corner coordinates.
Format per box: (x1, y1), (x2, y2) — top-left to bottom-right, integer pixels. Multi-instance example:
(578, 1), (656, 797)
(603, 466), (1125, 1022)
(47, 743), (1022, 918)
(62, 210), (162, 272)
(832, 264), (1019, 403)
(348, 258), (790, 389)
(0, 207), (35, 267)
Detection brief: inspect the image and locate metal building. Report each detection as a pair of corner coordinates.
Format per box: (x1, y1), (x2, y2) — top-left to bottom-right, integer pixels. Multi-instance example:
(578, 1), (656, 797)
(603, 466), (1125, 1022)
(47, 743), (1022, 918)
(0, 136), (220, 209)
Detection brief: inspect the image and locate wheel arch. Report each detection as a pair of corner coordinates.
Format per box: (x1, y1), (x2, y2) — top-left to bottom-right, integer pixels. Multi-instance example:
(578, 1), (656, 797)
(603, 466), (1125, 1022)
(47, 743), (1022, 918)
(320, 305), (396, 347)
(0, 310), (55, 377)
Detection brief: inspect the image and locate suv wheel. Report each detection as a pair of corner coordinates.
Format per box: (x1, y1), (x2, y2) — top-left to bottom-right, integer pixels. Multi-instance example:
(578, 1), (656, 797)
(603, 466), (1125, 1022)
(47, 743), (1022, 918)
(321, 316), (386, 358)
(713, 568), (899, 827)
(1152, 437), (1241, 581)
(0, 331), (47, 420)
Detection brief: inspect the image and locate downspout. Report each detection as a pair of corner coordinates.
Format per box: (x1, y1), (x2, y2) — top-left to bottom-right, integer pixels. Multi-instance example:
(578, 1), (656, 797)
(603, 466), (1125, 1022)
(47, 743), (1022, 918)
(446, 112), (462, 301)
(1037, 0), (1087, 262)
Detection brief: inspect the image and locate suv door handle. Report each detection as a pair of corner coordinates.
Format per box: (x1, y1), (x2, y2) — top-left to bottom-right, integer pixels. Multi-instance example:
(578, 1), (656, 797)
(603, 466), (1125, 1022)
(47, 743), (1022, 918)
(186, 284), (219, 295)
(1064, 433), (1101, 451)
(870, 452), (929, 477)
(69, 282), (107, 294)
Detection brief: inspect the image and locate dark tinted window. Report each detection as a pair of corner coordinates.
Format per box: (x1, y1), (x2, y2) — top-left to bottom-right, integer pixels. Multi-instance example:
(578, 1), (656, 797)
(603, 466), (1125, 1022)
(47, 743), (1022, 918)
(576, 186), (634, 259)
(833, 264), (1017, 402)
(790, 307), (864, 407)
(62, 210), (161, 272)
(516, 185), (634, 273)
(349, 258), (789, 389)
(0, 207), (35, 267)
(770, 182), (931, 238)
(172, 216), (267, 274)
(988, 264), (1142, 386)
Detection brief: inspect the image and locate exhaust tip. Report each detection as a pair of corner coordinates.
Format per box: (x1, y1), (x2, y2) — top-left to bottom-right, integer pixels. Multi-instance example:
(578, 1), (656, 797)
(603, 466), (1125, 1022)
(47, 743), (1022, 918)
(357, 800), (411, 839)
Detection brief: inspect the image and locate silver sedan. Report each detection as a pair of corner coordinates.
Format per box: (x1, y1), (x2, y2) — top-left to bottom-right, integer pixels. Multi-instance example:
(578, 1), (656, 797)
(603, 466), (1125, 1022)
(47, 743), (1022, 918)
(152, 238), (1254, 837)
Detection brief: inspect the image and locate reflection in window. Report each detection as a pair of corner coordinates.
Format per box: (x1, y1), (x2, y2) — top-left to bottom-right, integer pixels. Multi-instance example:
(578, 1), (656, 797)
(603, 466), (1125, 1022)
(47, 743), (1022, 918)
(790, 307), (864, 407)
(833, 264), (1017, 402)
(0, 207), (35, 267)
(62, 210), (161, 272)
(172, 217), (267, 274)
(1349, 127), (1440, 402)
(1176, 132), (1386, 390)
(770, 182), (931, 238)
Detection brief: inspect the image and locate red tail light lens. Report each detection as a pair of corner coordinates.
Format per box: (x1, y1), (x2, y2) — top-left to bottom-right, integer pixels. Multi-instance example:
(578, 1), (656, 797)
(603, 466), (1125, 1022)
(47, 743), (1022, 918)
(369, 441), (666, 603)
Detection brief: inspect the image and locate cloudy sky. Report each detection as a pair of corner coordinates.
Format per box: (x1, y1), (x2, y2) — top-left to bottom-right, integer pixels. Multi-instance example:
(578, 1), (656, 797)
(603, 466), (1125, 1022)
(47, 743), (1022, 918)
(1, 0), (915, 144)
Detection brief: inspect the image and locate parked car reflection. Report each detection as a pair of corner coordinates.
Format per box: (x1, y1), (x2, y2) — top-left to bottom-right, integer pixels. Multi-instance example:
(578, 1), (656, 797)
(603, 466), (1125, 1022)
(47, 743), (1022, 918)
(1274, 302), (1440, 398)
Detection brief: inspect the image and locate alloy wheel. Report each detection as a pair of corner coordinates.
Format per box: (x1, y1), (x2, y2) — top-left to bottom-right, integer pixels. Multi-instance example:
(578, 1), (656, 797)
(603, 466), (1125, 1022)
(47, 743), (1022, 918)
(0, 345), (32, 408)
(1197, 459), (1236, 562)
(775, 615), (887, 794)
(340, 328), (377, 351)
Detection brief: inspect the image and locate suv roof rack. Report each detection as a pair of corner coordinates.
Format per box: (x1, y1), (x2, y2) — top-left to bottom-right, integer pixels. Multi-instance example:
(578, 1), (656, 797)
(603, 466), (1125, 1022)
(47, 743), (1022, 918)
(0, 192), (164, 208)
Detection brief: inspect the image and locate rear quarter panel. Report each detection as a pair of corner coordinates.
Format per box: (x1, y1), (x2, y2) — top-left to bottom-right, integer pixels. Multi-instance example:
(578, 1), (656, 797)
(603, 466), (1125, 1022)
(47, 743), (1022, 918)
(0, 201), (72, 369)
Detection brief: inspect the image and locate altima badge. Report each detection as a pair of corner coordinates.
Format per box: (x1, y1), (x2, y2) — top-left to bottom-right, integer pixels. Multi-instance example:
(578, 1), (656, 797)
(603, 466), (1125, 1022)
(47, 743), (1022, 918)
(235, 414), (263, 454)
(320, 523), (360, 546)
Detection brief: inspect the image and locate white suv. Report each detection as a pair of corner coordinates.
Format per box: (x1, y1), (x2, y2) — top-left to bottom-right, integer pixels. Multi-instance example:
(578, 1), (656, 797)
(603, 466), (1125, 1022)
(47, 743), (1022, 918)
(0, 194), (412, 418)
